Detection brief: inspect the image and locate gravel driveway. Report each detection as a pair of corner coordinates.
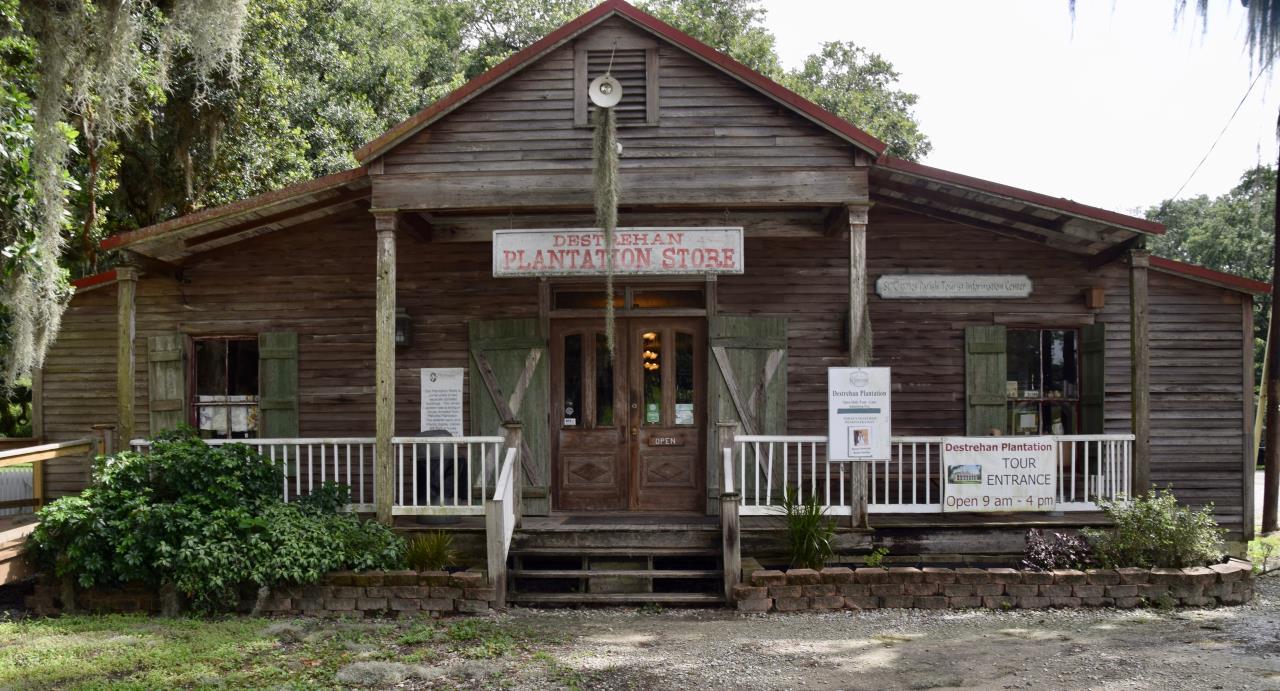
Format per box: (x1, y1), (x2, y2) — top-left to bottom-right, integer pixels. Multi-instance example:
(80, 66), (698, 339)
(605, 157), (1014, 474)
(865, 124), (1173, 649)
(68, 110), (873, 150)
(486, 575), (1280, 690)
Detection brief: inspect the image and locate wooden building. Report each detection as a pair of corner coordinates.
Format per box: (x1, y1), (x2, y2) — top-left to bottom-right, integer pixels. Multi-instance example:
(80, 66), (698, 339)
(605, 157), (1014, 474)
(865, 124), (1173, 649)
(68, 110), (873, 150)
(35, 1), (1266, 595)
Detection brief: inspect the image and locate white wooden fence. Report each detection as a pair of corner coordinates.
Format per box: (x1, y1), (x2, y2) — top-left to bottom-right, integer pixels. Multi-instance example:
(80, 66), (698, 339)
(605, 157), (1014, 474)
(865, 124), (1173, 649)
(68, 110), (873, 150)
(730, 434), (1135, 516)
(485, 448), (519, 608)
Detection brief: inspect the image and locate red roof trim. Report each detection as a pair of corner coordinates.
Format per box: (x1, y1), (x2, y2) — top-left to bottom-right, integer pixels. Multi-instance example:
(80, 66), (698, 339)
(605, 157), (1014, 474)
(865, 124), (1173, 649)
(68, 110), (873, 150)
(71, 270), (118, 291)
(353, 0), (887, 163)
(100, 167), (368, 252)
(1149, 256), (1271, 295)
(878, 156), (1166, 236)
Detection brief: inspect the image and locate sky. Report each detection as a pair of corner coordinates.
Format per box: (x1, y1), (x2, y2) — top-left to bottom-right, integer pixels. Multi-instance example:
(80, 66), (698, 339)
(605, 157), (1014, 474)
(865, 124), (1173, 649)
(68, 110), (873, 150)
(758, 0), (1280, 216)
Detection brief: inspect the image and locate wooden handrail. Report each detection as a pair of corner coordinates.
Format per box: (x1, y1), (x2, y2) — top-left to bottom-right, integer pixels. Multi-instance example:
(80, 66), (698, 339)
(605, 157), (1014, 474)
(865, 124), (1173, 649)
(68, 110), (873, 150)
(0, 438), (96, 468)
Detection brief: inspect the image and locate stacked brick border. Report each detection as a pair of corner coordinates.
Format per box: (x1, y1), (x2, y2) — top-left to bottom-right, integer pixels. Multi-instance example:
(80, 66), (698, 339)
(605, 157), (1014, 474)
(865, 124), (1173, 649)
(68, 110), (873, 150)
(733, 560), (1255, 612)
(24, 570), (496, 618)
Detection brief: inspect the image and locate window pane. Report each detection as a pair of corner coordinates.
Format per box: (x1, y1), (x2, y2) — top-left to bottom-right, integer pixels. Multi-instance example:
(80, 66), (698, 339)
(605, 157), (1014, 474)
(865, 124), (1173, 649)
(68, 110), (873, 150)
(553, 291), (623, 310)
(1006, 330), (1040, 398)
(228, 339), (259, 396)
(642, 330), (662, 426)
(1040, 330), (1079, 400)
(194, 340), (227, 396)
(1008, 401), (1040, 436)
(595, 334), (614, 427)
(675, 332), (694, 425)
(632, 289), (704, 310)
(563, 334), (582, 427)
(1043, 401), (1077, 435)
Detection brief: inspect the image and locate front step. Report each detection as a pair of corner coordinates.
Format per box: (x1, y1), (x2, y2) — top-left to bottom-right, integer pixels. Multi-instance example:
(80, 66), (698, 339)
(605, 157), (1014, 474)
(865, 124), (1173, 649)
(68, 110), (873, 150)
(511, 592), (724, 605)
(512, 569), (721, 579)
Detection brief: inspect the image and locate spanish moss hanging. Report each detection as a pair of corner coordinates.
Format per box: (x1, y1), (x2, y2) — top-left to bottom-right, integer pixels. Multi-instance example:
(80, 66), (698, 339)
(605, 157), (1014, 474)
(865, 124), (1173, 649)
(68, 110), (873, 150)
(592, 106), (619, 360)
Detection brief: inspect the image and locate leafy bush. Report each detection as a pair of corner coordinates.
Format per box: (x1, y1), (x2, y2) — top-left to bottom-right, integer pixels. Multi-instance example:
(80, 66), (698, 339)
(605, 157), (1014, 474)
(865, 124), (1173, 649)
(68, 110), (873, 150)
(405, 531), (456, 571)
(782, 488), (835, 570)
(1022, 529), (1091, 571)
(1081, 488), (1226, 569)
(26, 427), (405, 611)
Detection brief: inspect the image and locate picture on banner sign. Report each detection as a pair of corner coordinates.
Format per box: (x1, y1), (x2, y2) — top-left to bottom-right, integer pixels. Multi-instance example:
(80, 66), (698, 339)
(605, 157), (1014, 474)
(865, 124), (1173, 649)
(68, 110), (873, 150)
(942, 436), (1057, 512)
(420, 368), (464, 436)
(827, 367), (891, 462)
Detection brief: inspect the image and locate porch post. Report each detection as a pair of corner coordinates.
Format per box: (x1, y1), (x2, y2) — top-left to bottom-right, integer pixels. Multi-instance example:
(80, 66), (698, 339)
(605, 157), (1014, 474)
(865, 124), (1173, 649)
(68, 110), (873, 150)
(1129, 248), (1151, 494)
(373, 210), (398, 526)
(115, 264), (138, 444)
(848, 203), (871, 529)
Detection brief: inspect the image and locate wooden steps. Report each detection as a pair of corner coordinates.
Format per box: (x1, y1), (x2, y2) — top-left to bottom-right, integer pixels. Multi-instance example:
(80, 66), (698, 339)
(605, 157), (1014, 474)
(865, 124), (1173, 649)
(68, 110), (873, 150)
(511, 592), (724, 605)
(511, 568), (721, 579)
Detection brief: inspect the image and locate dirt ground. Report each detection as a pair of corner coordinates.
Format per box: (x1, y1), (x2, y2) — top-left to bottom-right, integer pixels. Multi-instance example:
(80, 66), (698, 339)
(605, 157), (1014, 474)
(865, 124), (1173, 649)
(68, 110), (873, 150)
(490, 575), (1280, 690)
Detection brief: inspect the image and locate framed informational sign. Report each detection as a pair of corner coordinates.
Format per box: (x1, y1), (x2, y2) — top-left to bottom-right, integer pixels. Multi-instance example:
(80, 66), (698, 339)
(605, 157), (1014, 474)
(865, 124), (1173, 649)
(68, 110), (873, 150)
(827, 367), (891, 462)
(942, 436), (1057, 512)
(420, 368), (464, 436)
(492, 227), (744, 277)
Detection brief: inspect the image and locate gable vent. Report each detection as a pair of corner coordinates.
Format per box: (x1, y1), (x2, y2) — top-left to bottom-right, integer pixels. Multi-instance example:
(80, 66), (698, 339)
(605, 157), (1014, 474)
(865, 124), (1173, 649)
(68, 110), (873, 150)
(586, 48), (650, 124)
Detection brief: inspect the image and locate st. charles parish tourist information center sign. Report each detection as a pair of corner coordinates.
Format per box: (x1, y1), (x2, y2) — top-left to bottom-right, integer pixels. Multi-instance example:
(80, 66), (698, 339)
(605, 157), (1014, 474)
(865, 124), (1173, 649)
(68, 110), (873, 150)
(492, 227), (744, 277)
(875, 274), (1032, 299)
(942, 436), (1058, 512)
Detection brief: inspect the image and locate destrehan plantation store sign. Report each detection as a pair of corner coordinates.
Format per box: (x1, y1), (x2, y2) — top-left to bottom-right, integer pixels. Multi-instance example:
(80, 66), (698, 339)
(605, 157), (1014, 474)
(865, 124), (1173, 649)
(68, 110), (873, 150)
(493, 227), (744, 277)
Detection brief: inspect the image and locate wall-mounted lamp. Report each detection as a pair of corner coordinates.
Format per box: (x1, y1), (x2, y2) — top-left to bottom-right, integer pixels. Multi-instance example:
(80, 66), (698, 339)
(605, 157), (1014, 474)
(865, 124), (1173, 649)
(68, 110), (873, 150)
(395, 308), (413, 348)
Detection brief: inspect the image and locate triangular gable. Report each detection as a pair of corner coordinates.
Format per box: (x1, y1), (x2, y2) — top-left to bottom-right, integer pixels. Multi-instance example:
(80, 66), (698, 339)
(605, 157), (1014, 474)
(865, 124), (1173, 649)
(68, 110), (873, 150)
(353, 0), (886, 163)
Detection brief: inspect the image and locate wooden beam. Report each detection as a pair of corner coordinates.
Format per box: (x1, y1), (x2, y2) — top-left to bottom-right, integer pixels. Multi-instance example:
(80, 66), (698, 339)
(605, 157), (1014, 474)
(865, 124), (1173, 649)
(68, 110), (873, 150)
(398, 212), (434, 243)
(183, 188), (369, 248)
(122, 251), (183, 279)
(1086, 235), (1142, 271)
(847, 202), (871, 531)
(116, 265), (138, 445)
(373, 210), (398, 526)
(875, 195), (1090, 254)
(1130, 249), (1151, 494)
(875, 178), (1072, 236)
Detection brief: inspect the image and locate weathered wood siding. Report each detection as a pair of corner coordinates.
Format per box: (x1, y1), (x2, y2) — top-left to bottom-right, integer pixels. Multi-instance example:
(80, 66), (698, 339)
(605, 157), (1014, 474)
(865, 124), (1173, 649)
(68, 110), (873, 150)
(373, 16), (868, 210)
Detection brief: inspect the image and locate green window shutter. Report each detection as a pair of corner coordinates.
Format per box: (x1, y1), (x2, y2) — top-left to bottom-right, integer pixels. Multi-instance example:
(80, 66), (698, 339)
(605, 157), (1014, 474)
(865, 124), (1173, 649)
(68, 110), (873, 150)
(965, 325), (1007, 436)
(1080, 323), (1106, 434)
(469, 318), (549, 515)
(258, 332), (299, 437)
(147, 333), (186, 436)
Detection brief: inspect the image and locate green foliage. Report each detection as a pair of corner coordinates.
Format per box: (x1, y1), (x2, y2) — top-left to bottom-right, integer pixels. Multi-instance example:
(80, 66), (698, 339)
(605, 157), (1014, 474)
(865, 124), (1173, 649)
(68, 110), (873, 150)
(26, 426), (404, 612)
(1081, 488), (1226, 569)
(862, 546), (889, 569)
(404, 531), (456, 572)
(781, 487), (836, 570)
(1021, 529), (1091, 571)
(642, 0), (781, 75)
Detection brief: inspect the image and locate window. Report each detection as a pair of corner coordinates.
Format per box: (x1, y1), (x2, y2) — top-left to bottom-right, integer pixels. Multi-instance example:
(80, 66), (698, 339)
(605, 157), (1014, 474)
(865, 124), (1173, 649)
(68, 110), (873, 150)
(552, 286), (704, 313)
(1006, 329), (1079, 436)
(574, 44), (658, 127)
(192, 337), (259, 439)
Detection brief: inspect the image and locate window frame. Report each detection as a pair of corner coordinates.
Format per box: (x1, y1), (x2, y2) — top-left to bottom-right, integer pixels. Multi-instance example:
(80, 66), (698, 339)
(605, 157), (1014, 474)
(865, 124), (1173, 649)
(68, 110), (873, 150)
(573, 35), (660, 127)
(187, 334), (261, 440)
(1005, 327), (1082, 436)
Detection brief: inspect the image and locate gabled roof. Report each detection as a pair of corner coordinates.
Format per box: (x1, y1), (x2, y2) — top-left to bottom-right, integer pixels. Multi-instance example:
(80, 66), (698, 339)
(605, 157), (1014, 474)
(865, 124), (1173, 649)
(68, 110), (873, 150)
(353, 0), (888, 163)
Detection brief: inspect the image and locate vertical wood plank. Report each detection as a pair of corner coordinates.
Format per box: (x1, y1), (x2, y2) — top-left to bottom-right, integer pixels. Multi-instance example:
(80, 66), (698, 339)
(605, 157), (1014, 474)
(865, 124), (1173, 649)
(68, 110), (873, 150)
(115, 266), (138, 444)
(373, 212), (398, 525)
(965, 325), (1008, 435)
(1243, 296), (1257, 541)
(258, 332), (299, 437)
(847, 203), (871, 529)
(721, 477), (740, 599)
(30, 367), (43, 443)
(1129, 249), (1151, 494)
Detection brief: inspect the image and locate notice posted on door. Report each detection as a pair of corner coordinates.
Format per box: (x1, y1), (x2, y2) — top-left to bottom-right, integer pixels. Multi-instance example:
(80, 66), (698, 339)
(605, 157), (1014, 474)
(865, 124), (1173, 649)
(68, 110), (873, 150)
(942, 436), (1057, 512)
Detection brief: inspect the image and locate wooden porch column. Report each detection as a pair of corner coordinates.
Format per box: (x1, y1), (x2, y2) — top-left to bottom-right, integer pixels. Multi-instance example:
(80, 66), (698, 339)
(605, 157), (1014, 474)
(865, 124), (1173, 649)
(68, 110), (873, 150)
(115, 265), (139, 444)
(1129, 248), (1151, 494)
(373, 210), (398, 525)
(847, 203), (871, 529)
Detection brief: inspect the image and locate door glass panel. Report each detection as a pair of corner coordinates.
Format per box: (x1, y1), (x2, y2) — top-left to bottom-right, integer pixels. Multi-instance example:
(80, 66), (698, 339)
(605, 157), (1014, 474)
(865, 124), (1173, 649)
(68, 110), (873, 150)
(632, 289), (704, 309)
(563, 334), (581, 427)
(1006, 330), (1039, 397)
(641, 329), (662, 426)
(675, 331), (694, 425)
(594, 333), (614, 427)
(553, 291), (623, 310)
(1041, 330), (1078, 399)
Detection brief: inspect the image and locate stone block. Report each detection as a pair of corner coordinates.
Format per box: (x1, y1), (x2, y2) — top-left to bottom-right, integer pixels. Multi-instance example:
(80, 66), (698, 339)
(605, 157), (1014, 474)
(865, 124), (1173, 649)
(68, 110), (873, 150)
(1209, 561), (1249, 583)
(419, 598), (455, 612)
(1085, 569), (1120, 586)
(1039, 584), (1072, 598)
(351, 572), (383, 587)
(922, 567), (957, 584)
(733, 585), (768, 601)
(388, 586), (425, 599)
(465, 588), (497, 601)
(1112, 597), (1141, 609)
(802, 584), (839, 598)
(1005, 584), (1039, 598)
(973, 583), (1005, 596)
(904, 582), (939, 596)
(1169, 582), (1205, 599)
(1218, 592), (1248, 606)
(786, 568), (821, 585)
(449, 571), (484, 589)
(390, 598), (420, 611)
(855, 567), (890, 584)
(983, 596), (1016, 609)
(948, 596), (982, 608)
(326, 598), (356, 611)
(810, 595), (843, 610)
(880, 595), (913, 608)
(330, 586), (362, 600)
(357, 597), (387, 611)
(325, 571), (357, 586)
(1116, 567), (1150, 584)
(1080, 596), (1112, 607)
(987, 568), (1021, 584)
(1072, 585), (1104, 598)
(737, 598), (772, 612)
(1050, 596), (1081, 608)
(955, 568), (990, 584)
(1233, 579), (1255, 595)
(1181, 567), (1217, 587)
(297, 597), (324, 612)
(1017, 596), (1051, 609)
(913, 596), (948, 609)
(821, 567), (855, 584)
(774, 597), (809, 612)
(843, 595), (878, 610)
(431, 587), (463, 600)
(365, 587), (391, 599)
(1179, 595), (1214, 608)
(1051, 569), (1087, 585)
(1020, 571), (1054, 585)
(1105, 584), (1138, 598)
(1149, 568), (1184, 585)
(1138, 584), (1170, 600)
(886, 567), (925, 583)
(870, 583), (904, 597)
(418, 570), (452, 586)
(943, 583), (976, 597)
(769, 585), (802, 599)
(839, 584), (870, 597)
(1206, 582), (1232, 598)
(750, 570), (787, 587)
(456, 599), (489, 613)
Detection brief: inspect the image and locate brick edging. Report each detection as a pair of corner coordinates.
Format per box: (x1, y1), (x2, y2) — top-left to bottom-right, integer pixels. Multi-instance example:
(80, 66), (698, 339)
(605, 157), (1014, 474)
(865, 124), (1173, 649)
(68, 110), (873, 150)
(734, 560), (1255, 612)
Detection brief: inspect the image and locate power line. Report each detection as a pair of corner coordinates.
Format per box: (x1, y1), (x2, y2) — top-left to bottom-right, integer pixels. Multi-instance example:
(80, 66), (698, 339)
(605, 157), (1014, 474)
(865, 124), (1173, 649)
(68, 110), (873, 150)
(1171, 60), (1273, 200)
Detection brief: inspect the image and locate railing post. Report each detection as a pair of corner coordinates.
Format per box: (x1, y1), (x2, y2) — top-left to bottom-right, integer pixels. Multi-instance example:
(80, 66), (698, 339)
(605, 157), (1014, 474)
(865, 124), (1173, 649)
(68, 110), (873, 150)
(485, 491), (507, 609)
(91, 423), (116, 457)
(850, 461), (868, 529)
(715, 420), (739, 514)
(372, 212), (398, 526)
(503, 422), (523, 522)
(721, 448), (741, 600)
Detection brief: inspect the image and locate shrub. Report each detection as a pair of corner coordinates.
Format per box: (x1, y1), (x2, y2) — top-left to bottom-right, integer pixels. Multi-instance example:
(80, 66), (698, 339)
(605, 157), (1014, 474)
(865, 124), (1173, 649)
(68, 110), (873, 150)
(1021, 529), (1091, 571)
(405, 531), (456, 571)
(1081, 488), (1226, 569)
(781, 488), (835, 570)
(862, 546), (889, 569)
(26, 427), (405, 612)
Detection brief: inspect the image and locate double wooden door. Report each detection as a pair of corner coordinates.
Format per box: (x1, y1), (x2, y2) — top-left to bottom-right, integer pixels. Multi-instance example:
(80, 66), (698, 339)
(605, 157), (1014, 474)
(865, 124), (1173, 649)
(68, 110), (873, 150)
(551, 318), (706, 512)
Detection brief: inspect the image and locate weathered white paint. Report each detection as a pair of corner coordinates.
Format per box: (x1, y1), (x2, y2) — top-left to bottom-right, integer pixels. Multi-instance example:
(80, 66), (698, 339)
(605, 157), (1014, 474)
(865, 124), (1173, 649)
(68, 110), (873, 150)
(492, 227), (744, 277)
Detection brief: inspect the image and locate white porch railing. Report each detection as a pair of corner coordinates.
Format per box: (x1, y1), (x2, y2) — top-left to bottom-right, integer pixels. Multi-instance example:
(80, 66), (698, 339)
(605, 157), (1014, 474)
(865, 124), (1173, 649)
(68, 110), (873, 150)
(731, 434), (1135, 516)
(485, 447), (519, 608)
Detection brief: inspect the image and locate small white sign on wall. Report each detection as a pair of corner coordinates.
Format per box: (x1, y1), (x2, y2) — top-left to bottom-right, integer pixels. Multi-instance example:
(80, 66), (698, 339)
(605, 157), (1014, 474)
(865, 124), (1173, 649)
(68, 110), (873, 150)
(827, 367), (892, 462)
(420, 368), (464, 436)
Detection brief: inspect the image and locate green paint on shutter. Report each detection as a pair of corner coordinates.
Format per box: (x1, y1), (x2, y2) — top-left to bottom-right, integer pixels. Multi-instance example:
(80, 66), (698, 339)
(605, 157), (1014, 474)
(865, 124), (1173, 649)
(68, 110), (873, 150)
(708, 316), (788, 509)
(259, 332), (299, 437)
(1080, 323), (1106, 434)
(147, 333), (186, 436)
(468, 318), (550, 515)
(965, 325), (1007, 436)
